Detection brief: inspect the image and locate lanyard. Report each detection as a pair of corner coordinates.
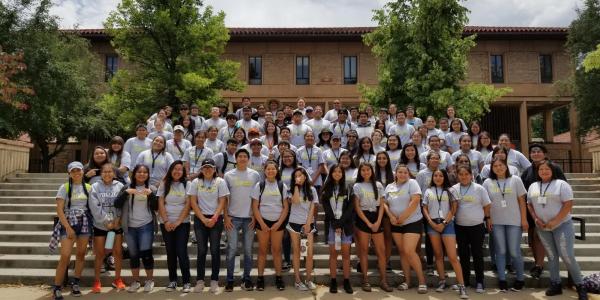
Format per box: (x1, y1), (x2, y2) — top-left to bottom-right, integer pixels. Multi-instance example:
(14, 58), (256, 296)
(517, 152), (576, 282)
(332, 185), (340, 213)
(228, 127), (235, 138)
(151, 151), (161, 169)
(194, 148), (204, 169)
(306, 147), (314, 162)
(332, 149), (341, 162)
(435, 187), (444, 207)
(459, 183), (472, 197)
(202, 178), (213, 190)
(363, 153), (372, 163)
(496, 178), (507, 199)
(339, 122), (346, 135)
(540, 180), (553, 197)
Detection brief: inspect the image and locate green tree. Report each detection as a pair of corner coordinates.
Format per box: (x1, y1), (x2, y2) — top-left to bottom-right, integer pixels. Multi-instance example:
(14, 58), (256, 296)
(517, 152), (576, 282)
(0, 0), (112, 172)
(361, 0), (510, 122)
(102, 0), (244, 132)
(567, 0), (600, 134)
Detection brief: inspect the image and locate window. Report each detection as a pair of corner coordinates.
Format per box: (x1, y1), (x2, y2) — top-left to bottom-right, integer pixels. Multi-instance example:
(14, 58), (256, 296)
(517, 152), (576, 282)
(248, 56), (262, 85)
(296, 56), (310, 85)
(343, 56), (357, 84)
(105, 55), (118, 81)
(490, 54), (504, 83)
(540, 54), (553, 83)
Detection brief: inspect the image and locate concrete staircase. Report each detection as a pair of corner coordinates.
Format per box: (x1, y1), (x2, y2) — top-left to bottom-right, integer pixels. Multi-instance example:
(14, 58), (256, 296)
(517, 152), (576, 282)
(0, 172), (599, 288)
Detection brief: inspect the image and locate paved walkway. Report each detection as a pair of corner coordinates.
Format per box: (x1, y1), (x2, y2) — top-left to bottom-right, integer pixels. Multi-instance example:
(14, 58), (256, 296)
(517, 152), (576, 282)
(0, 284), (596, 300)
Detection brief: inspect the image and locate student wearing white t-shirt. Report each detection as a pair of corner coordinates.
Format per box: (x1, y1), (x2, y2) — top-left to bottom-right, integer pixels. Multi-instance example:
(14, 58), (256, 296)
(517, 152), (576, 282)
(135, 136), (175, 189)
(420, 135), (453, 170)
(182, 131), (214, 181)
(187, 158), (229, 294)
(166, 126), (192, 161)
(157, 161), (191, 292)
(251, 161), (289, 292)
(204, 126), (224, 154)
(445, 119), (466, 154)
(400, 142), (427, 178)
(384, 164), (427, 294)
(527, 161), (587, 298)
(483, 158), (527, 292)
(385, 135), (402, 171)
(422, 169), (468, 298)
(451, 135), (484, 179)
(453, 165), (491, 294)
(484, 134), (531, 174)
(124, 124), (152, 170)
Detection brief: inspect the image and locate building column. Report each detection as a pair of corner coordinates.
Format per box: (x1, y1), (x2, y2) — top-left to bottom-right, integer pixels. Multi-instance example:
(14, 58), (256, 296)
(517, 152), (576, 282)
(569, 104), (582, 160)
(544, 109), (554, 142)
(228, 99), (233, 114)
(324, 100), (329, 112)
(519, 101), (529, 157)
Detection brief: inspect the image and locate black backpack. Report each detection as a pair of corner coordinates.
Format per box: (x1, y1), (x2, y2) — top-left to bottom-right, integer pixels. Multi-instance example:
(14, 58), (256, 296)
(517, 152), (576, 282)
(221, 152), (237, 174)
(258, 180), (285, 207)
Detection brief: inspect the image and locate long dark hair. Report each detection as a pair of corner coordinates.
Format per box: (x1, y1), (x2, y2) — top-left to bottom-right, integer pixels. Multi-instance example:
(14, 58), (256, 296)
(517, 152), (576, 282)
(280, 149), (298, 170)
(339, 150), (357, 170)
(489, 157), (512, 180)
(375, 151), (394, 185)
(430, 168), (457, 202)
(322, 164), (348, 202)
(233, 127), (247, 146)
(385, 134), (401, 151)
(355, 162), (379, 200)
(87, 146), (110, 170)
(400, 142), (421, 165)
(374, 120), (388, 137)
(263, 120), (279, 145)
(162, 160), (187, 196)
(476, 131), (494, 152)
(290, 167), (314, 202)
(108, 136), (125, 167)
(129, 164), (150, 188)
(181, 115), (195, 139)
(354, 136), (374, 166)
(317, 129), (332, 148)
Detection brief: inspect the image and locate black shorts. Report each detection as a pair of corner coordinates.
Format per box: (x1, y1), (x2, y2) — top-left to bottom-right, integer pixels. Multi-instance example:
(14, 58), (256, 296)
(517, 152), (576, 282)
(93, 226), (123, 237)
(286, 222), (316, 234)
(355, 210), (383, 234)
(256, 218), (286, 231)
(390, 219), (423, 234)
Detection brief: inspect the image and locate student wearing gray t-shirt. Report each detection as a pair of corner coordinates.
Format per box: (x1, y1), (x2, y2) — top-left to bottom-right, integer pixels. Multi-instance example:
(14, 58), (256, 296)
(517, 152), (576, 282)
(452, 165), (491, 293)
(483, 158), (527, 291)
(251, 161), (289, 291)
(135, 136), (175, 189)
(526, 161), (585, 296)
(223, 149), (261, 291)
(124, 124), (152, 170)
(157, 161), (191, 291)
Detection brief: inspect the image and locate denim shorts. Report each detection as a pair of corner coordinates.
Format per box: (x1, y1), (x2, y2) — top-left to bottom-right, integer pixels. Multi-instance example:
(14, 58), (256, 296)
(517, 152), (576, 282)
(59, 216), (91, 240)
(427, 220), (456, 236)
(327, 226), (353, 245)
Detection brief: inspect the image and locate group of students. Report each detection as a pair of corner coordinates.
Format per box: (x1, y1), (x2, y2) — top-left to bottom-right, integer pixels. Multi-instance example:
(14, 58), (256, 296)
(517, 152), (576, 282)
(50, 98), (588, 300)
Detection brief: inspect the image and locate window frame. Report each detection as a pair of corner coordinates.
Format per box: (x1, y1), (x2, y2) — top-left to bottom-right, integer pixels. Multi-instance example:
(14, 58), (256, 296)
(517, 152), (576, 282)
(296, 56), (310, 85)
(343, 55), (358, 85)
(248, 56), (262, 85)
(490, 54), (504, 84)
(539, 54), (553, 84)
(104, 54), (118, 82)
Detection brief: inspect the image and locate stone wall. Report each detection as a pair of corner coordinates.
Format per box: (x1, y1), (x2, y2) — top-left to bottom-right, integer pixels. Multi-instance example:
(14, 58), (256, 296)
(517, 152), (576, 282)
(0, 138), (33, 180)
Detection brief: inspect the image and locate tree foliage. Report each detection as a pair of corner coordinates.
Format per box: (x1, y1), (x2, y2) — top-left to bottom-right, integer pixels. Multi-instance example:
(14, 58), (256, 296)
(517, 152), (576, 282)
(102, 0), (244, 132)
(567, 0), (600, 134)
(0, 0), (112, 171)
(361, 0), (510, 122)
(0, 47), (34, 109)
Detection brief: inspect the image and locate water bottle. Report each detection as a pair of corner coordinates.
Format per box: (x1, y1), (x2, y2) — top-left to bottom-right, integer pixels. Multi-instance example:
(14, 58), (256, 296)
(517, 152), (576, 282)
(105, 231), (115, 249)
(335, 231), (342, 251)
(300, 236), (308, 257)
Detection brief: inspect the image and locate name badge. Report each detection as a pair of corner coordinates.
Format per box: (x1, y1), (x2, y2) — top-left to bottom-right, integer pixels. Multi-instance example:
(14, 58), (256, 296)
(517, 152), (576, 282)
(438, 209), (444, 219)
(501, 200), (508, 208)
(537, 197), (547, 205)
(335, 210), (342, 219)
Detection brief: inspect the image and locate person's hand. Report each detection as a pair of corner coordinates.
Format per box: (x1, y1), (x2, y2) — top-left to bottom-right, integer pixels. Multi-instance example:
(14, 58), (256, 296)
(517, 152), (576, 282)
(486, 220), (493, 232)
(389, 216), (398, 226)
(271, 222), (281, 232)
(434, 223), (445, 233)
(545, 219), (558, 230)
(85, 169), (97, 178)
(261, 222), (271, 232)
(205, 217), (216, 228)
(126, 188), (137, 195)
(295, 177), (303, 186)
(535, 218), (545, 228)
(224, 216), (233, 231)
(249, 218), (256, 230)
(143, 188), (153, 196)
(369, 222), (378, 232)
(66, 226), (76, 239)
(521, 220), (529, 232)
(303, 224), (311, 234)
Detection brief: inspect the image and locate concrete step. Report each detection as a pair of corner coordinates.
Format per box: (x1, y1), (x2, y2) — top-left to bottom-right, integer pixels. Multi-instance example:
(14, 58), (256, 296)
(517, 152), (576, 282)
(0, 183), (63, 190)
(15, 173), (66, 179)
(5, 177), (66, 184)
(0, 204), (57, 212)
(568, 178), (600, 185)
(570, 185), (600, 192)
(566, 173), (599, 179)
(0, 190), (58, 197)
(0, 196), (56, 204)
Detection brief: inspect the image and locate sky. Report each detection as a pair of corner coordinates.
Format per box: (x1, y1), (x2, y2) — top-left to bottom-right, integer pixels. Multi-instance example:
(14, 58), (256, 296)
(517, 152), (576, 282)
(49, 0), (585, 29)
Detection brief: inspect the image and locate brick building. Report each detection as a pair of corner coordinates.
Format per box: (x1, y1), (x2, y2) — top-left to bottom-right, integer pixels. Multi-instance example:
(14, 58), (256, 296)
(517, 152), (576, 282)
(36, 26), (587, 172)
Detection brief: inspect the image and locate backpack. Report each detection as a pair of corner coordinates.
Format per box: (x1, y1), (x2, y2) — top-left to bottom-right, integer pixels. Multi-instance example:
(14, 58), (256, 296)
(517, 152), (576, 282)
(65, 182), (91, 209)
(221, 152), (237, 174)
(258, 180), (285, 207)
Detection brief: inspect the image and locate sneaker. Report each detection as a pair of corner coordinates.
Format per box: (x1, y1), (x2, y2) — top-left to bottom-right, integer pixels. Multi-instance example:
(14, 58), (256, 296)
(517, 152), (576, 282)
(275, 276), (285, 291)
(475, 283), (485, 293)
(70, 280), (82, 297)
(52, 288), (64, 300)
(397, 282), (409, 291)
(459, 285), (469, 299)
(295, 281), (308, 291)
(305, 280), (317, 290)
(256, 276), (265, 291)
(225, 281), (234, 292)
(361, 282), (372, 292)
(545, 282), (562, 296)
(282, 261), (291, 272)
(242, 279), (254, 291)
(498, 280), (508, 292)
(143, 280), (154, 293)
(436, 280), (447, 292)
(127, 281), (141, 293)
(329, 278), (338, 293)
(426, 265), (435, 276)
(91, 280), (101, 293)
(182, 283), (192, 293)
(209, 280), (219, 293)
(576, 284), (588, 300)
(530, 266), (543, 279)
(166, 281), (177, 292)
(380, 281), (393, 292)
(511, 280), (524, 292)
(417, 284), (428, 294)
(451, 284), (459, 291)
(193, 280), (204, 293)
(343, 279), (353, 294)
(112, 278), (126, 290)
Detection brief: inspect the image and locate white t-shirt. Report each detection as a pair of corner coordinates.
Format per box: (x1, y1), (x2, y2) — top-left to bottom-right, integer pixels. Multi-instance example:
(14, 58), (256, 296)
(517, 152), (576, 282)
(157, 182), (189, 223)
(422, 186), (460, 220)
(483, 176), (527, 226)
(322, 147), (346, 169)
(182, 146), (214, 174)
(353, 181), (385, 212)
(296, 145), (325, 186)
(484, 149), (531, 174)
(251, 181), (288, 222)
(288, 123), (312, 148)
(135, 150), (175, 186)
(201, 117), (227, 132)
(224, 168), (261, 218)
(388, 123), (415, 146)
(187, 177), (229, 215)
(445, 131), (467, 153)
(287, 186), (319, 224)
(527, 179), (573, 230)
(420, 150), (453, 170)
(384, 179), (423, 225)
(305, 118), (331, 143)
(124, 137), (152, 169)
(204, 139), (224, 154)
(166, 138), (192, 161)
(453, 182), (491, 226)
(451, 149), (483, 177)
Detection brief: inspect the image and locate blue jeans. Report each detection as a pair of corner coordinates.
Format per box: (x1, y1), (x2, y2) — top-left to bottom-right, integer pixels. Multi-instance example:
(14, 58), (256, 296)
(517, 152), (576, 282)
(194, 216), (224, 281)
(493, 225), (524, 281)
(126, 221), (155, 269)
(226, 217), (255, 282)
(537, 220), (583, 285)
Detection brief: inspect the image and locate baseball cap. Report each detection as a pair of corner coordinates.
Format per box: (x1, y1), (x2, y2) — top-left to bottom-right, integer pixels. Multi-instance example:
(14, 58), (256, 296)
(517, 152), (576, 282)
(173, 125), (184, 132)
(201, 158), (216, 168)
(331, 134), (342, 140)
(67, 161), (84, 172)
(306, 106), (314, 112)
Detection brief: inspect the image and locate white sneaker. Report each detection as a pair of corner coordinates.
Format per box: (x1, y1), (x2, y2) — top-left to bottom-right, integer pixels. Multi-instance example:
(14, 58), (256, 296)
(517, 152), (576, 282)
(182, 283), (192, 293)
(305, 280), (317, 290)
(209, 280), (219, 293)
(475, 283), (485, 293)
(295, 281), (308, 291)
(193, 280), (204, 293)
(143, 280), (154, 293)
(127, 281), (141, 293)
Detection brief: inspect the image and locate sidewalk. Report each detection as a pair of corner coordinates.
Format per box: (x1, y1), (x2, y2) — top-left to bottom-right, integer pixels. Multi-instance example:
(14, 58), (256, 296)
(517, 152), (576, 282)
(0, 284), (596, 300)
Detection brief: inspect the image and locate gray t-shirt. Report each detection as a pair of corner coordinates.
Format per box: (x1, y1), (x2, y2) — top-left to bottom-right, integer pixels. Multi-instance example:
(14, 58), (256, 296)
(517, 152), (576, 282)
(527, 179), (573, 230)
(89, 181), (124, 230)
(420, 150), (453, 170)
(157, 182), (189, 224)
(483, 176), (527, 226)
(480, 164), (520, 181)
(205, 139), (224, 154)
(388, 123), (415, 146)
(135, 150), (175, 187)
(423, 186), (460, 220)
(484, 149), (532, 174)
(166, 138), (192, 161)
(452, 182), (491, 226)
(451, 149), (483, 177)
(187, 177), (230, 216)
(353, 181), (385, 212)
(445, 131), (467, 153)
(251, 181), (288, 222)
(344, 168), (357, 190)
(416, 168), (435, 193)
(214, 151), (237, 175)
(249, 154), (269, 178)
(148, 130), (173, 141)
(201, 117), (227, 132)
(56, 183), (89, 212)
(287, 186), (319, 224)
(129, 187), (153, 228)
(297, 145), (325, 186)
(387, 149), (402, 171)
(224, 168), (261, 218)
(124, 137), (152, 169)
(182, 146), (214, 174)
(287, 123), (312, 148)
(281, 167), (294, 187)
(384, 179), (422, 225)
(322, 148), (346, 169)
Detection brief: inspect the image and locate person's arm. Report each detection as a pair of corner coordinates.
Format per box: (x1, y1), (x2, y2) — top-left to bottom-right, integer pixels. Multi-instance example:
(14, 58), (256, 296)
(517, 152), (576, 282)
(274, 197), (289, 231)
(546, 200), (573, 230)
(252, 197), (268, 231)
(158, 195), (169, 226)
(484, 203), (492, 231)
(291, 185), (301, 204)
(354, 195), (371, 226)
(189, 194), (207, 223)
(55, 198), (74, 237)
(304, 201), (316, 234)
(339, 192), (355, 225)
(518, 194), (529, 231)
(396, 194), (421, 225)
(89, 185), (107, 227)
(321, 191), (336, 225)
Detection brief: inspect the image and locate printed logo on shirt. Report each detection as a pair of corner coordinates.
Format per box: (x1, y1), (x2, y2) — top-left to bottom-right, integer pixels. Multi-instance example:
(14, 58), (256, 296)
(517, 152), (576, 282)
(233, 179), (254, 187)
(462, 195), (476, 202)
(264, 187), (282, 197)
(388, 189), (407, 197)
(360, 189), (375, 200)
(427, 191), (449, 201)
(168, 190), (185, 197)
(72, 192), (87, 203)
(198, 185), (217, 193)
